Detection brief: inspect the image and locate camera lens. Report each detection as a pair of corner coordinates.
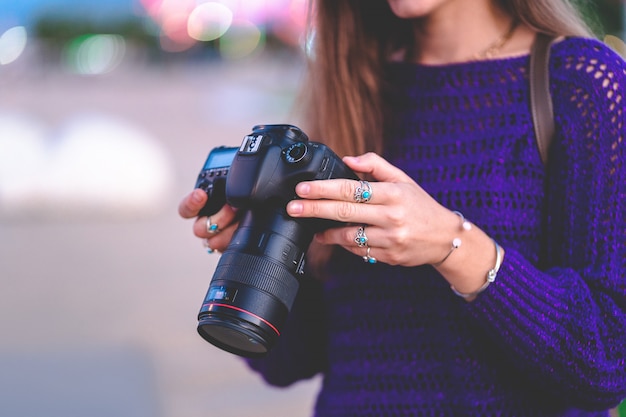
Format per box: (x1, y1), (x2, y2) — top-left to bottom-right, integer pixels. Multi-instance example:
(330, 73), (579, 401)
(197, 278), (288, 356)
(197, 208), (312, 357)
(198, 314), (270, 355)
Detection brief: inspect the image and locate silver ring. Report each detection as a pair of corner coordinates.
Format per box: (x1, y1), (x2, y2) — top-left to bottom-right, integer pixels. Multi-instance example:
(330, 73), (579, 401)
(354, 226), (368, 248)
(354, 180), (372, 203)
(362, 246), (377, 264)
(206, 217), (219, 234)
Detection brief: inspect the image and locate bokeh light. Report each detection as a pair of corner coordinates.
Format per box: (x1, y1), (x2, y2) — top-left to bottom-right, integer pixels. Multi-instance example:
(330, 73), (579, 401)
(0, 112), (174, 216)
(219, 19), (263, 59)
(160, 11), (196, 52)
(63, 34), (126, 75)
(272, 0), (308, 47)
(0, 26), (28, 65)
(188, 2), (233, 42)
(138, 0), (308, 57)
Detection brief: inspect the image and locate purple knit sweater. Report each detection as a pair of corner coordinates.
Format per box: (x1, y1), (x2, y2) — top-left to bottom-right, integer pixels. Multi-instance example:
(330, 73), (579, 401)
(246, 37), (626, 416)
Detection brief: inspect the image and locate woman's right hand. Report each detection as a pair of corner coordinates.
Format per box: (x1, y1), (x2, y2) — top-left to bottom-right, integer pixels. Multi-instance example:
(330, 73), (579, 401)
(178, 188), (239, 253)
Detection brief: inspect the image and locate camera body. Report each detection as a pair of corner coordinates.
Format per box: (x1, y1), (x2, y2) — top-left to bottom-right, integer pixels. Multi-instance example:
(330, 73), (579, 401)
(196, 124), (357, 216)
(194, 146), (238, 217)
(194, 124), (358, 357)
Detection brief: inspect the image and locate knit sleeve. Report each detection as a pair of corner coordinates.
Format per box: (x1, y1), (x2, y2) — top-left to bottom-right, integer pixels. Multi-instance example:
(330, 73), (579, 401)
(465, 38), (626, 410)
(245, 274), (327, 386)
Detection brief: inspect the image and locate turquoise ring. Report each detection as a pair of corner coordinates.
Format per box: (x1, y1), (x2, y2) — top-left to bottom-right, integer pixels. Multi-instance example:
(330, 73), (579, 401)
(362, 246), (377, 264)
(354, 180), (372, 203)
(206, 217), (219, 234)
(354, 226), (368, 248)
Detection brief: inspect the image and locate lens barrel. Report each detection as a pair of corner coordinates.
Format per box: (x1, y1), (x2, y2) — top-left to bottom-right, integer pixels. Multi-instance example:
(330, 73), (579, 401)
(197, 208), (312, 357)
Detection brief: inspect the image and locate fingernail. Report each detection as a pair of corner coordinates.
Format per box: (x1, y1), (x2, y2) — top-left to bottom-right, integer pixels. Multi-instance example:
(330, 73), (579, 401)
(296, 183), (311, 196)
(287, 201), (303, 215)
(192, 189), (204, 203)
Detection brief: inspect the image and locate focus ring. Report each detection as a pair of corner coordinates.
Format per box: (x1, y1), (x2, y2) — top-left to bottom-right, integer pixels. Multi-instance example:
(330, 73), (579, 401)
(212, 251), (300, 308)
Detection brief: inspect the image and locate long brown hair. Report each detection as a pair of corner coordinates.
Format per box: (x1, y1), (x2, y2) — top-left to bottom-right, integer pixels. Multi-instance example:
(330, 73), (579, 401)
(296, 0), (594, 157)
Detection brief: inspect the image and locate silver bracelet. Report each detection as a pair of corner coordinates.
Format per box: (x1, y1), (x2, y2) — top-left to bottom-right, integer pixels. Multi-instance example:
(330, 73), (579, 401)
(451, 238), (502, 299)
(432, 211), (472, 267)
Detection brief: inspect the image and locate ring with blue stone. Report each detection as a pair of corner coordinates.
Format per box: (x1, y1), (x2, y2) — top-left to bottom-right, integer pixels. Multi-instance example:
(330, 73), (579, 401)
(363, 246), (377, 264)
(354, 180), (372, 203)
(354, 226), (368, 248)
(206, 217), (219, 234)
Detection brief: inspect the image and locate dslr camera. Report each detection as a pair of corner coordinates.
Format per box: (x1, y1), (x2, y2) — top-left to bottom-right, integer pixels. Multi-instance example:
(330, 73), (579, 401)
(194, 124), (358, 357)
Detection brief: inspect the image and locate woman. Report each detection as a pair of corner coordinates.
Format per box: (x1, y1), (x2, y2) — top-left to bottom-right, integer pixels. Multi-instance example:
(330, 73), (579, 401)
(179, 0), (626, 415)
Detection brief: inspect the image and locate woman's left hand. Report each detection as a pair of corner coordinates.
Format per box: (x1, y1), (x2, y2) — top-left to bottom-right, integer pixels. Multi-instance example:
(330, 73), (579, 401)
(285, 152), (458, 267)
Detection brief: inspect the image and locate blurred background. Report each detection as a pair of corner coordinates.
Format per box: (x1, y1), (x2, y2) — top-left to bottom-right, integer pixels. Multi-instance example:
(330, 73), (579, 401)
(0, 1), (624, 417)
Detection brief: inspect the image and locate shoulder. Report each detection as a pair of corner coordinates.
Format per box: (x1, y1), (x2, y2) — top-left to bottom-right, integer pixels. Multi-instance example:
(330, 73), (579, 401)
(548, 36), (626, 84)
(551, 36), (624, 59)
(547, 37), (625, 169)
(547, 36), (626, 114)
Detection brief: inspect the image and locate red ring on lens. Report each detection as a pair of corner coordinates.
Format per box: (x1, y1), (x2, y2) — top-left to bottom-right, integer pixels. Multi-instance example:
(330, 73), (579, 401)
(204, 303), (281, 336)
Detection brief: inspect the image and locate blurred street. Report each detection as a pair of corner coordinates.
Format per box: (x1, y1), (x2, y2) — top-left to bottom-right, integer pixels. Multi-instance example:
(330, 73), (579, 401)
(0, 50), (321, 417)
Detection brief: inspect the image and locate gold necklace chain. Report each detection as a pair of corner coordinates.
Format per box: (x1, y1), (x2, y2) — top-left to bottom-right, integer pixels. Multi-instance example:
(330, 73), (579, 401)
(472, 20), (518, 60)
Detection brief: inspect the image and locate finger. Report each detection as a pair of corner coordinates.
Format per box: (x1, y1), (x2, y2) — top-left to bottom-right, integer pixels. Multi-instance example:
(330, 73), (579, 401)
(289, 178), (407, 223)
(192, 205), (238, 238)
(343, 152), (413, 183)
(295, 178), (395, 207)
(286, 197), (380, 224)
(295, 178), (374, 203)
(319, 233), (382, 265)
(315, 224), (388, 249)
(178, 189), (208, 219)
(204, 222), (239, 253)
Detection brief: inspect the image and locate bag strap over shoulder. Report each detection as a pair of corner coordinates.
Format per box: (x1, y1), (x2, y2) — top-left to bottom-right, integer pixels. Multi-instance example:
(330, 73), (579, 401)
(529, 33), (557, 166)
